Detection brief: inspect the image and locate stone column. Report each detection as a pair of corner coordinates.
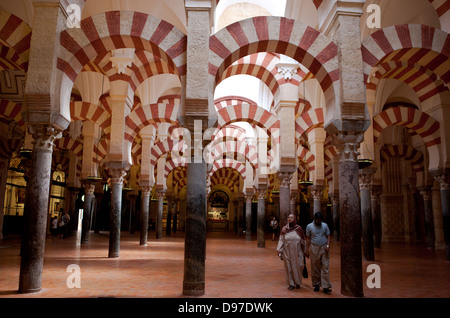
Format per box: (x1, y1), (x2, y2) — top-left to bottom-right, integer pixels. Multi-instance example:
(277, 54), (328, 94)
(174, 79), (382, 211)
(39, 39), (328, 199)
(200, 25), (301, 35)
(139, 186), (151, 246)
(19, 125), (61, 293)
(370, 186), (382, 248)
(331, 193), (340, 241)
(173, 198), (179, 233)
(156, 190), (165, 239)
(434, 174), (450, 260)
(290, 192), (297, 217)
(108, 167), (127, 258)
(310, 186), (324, 216)
(245, 194), (253, 241)
(359, 172), (374, 261)
(338, 131), (364, 297)
(420, 187), (435, 249)
(80, 180), (95, 244)
(182, 159), (207, 296)
(277, 172), (293, 228)
(256, 188), (266, 248)
(0, 157), (9, 240)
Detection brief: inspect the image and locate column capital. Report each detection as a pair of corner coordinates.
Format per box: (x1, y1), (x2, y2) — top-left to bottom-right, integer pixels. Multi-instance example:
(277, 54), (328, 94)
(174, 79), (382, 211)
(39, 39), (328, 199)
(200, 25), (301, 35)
(140, 186), (152, 196)
(370, 186), (382, 200)
(27, 124), (63, 152)
(109, 168), (127, 184)
(156, 189), (166, 200)
(359, 173), (372, 190)
(434, 174), (450, 190)
(419, 186), (432, 200)
(256, 188), (266, 200)
(82, 180), (96, 195)
(277, 171), (293, 188)
(310, 185), (324, 200)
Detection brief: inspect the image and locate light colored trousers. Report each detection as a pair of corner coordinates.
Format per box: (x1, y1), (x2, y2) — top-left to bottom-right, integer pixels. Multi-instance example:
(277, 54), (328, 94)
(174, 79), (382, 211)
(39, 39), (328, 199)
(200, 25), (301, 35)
(310, 243), (332, 289)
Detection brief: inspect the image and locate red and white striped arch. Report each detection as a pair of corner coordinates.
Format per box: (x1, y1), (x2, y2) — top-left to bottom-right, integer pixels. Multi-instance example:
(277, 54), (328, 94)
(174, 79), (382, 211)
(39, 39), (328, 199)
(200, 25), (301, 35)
(0, 100), (24, 129)
(362, 24), (450, 88)
(124, 103), (179, 142)
(214, 96), (257, 110)
(295, 108), (324, 138)
(70, 101), (112, 138)
(297, 145), (315, 172)
(150, 138), (186, 166)
(0, 46), (24, 70)
(216, 103), (280, 144)
(428, 0), (450, 25)
(211, 124), (248, 143)
(373, 106), (441, 169)
(0, 9), (32, 70)
(366, 60), (449, 108)
(208, 139), (258, 166)
(209, 16), (339, 116)
(53, 136), (83, 157)
(208, 158), (246, 179)
(380, 144), (424, 173)
(164, 157), (187, 178)
(58, 11), (187, 82)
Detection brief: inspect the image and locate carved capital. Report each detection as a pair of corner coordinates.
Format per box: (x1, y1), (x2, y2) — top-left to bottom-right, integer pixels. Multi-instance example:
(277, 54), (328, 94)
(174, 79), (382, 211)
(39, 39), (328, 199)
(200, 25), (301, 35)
(256, 188), (266, 200)
(370, 186), (382, 200)
(109, 168), (127, 184)
(28, 124), (62, 152)
(82, 180), (96, 195)
(156, 190), (166, 200)
(140, 186), (152, 196)
(277, 172), (293, 188)
(335, 131), (364, 162)
(434, 174), (450, 190)
(359, 173), (372, 190)
(276, 63), (298, 81)
(419, 187), (432, 201)
(310, 186), (324, 200)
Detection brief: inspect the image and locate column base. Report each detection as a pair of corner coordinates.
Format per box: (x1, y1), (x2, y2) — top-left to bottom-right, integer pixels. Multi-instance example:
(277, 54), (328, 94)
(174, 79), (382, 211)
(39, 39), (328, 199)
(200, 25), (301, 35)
(18, 287), (42, 294)
(183, 282), (205, 296)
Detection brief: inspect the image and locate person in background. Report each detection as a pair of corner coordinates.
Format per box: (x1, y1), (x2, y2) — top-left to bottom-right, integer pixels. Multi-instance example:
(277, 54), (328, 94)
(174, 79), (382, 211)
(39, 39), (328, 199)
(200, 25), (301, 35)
(305, 212), (332, 294)
(50, 216), (59, 239)
(269, 216), (279, 241)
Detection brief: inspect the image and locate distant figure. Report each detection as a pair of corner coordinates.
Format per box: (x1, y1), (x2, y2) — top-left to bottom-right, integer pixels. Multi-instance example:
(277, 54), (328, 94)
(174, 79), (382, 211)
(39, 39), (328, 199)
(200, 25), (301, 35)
(276, 214), (306, 290)
(269, 216), (279, 241)
(58, 210), (70, 239)
(50, 216), (59, 239)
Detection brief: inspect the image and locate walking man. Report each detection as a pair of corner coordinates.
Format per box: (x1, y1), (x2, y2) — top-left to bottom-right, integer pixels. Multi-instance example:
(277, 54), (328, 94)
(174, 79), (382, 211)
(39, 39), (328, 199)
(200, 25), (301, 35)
(305, 212), (332, 294)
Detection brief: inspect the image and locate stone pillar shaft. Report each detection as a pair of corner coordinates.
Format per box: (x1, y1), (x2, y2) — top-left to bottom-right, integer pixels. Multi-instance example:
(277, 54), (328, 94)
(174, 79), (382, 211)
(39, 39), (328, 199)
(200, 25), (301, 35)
(0, 157), (9, 240)
(435, 175), (450, 260)
(370, 187), (382, 248)
(256, 189), (266, 248)
(156, 191), (165, 239)
(278, 172), (292, 228)
(420, 187), (435, 249)
(183, 160), (207, 296)
(140, 187), (151, 246)
(245, 194), (252, 241)
(338, 132), (364, 297)
(19, 126), (60, 293)
(108, 168), (127, 258)
(81, 181), (95, 244)
(360, 173), (374, 261)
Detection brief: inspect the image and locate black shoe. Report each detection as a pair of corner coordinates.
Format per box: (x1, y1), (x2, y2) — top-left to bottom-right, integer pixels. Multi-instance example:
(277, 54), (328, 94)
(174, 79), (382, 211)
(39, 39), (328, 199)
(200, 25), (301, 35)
(288, 285), (295, 290)
(313, 285), (320, 292)
(296, 285), (300, 289)
(323, 288), (332, 294)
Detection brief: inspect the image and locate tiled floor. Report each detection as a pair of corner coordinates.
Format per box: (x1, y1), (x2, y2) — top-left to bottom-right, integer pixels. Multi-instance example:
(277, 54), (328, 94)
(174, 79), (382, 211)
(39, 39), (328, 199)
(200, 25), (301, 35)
(0, 230), (449, 298)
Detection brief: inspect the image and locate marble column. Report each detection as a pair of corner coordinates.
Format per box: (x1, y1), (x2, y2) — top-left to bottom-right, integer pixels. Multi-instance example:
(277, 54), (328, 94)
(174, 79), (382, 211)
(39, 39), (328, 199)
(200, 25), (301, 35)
(156, 190), (165, 239)
(0, 157), (9, 240)
(370, 186), (382, 248)
(420, 187), (435, 249)
(245, 194), (253, 241)
(256, 188), (266, 248)
(310, 186), (324, 215)
(331, 193), (340, 241)
(338, 132), (364, 297)
(81, 180), (96, 244)
(139, 186), (151, 246)
(172, 199), (179, 233)
(19, 125), (61, 293)
(277, 172), (292, 228)
(359, 173), (374, 261)
(434, 174), (450, 260)
(166, 198), (172, 236)
(108, 168), (127, 258)
(290, 192), (297, 216)
(182, 160), (207, 296)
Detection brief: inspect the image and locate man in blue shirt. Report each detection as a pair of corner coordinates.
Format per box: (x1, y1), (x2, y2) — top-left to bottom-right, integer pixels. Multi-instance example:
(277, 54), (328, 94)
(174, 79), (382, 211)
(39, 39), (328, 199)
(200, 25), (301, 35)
(305, 212), (332, 294)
